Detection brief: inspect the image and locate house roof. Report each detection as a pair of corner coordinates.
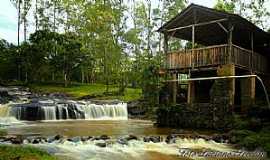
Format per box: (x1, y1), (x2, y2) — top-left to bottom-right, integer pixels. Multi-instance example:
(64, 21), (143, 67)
(158, 4), (270, 53)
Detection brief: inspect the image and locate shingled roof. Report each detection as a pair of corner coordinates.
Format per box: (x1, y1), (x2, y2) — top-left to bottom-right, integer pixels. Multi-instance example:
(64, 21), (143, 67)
(158, 4), (270, 54)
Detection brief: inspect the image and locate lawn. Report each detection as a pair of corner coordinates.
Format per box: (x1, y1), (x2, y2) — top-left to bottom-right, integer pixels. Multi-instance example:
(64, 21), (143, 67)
(0, 145), (57, 160)
(29, 83), (142, 102)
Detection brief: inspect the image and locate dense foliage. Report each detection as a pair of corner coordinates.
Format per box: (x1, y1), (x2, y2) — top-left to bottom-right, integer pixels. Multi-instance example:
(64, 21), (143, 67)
(0, 145), (57, 160)
(1, 0), (269, 98)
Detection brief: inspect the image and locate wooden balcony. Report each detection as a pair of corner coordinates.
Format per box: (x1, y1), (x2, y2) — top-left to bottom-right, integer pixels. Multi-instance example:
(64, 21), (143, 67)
(166, 44), (268, 73)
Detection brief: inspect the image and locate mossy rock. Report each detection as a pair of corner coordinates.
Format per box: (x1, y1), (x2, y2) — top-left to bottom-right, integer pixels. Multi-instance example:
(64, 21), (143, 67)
(0, 129), (7, 136)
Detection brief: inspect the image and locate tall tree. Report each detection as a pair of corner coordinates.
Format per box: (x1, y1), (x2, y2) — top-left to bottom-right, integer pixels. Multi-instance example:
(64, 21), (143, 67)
(11, 0), (22, 80)
(22, 0), (32, 41)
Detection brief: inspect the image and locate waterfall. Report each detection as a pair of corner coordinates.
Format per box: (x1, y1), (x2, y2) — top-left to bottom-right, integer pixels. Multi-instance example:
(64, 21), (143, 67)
(0, 103), (23, 126)
(7, 101), (128, 121)
(82, 103), (128, 120)
(42, 106), (57, 120)
(0, 104), (10, 117)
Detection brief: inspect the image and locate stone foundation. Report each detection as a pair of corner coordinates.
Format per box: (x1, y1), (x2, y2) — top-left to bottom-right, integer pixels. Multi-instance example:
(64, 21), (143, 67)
(156, 103), (233, 130)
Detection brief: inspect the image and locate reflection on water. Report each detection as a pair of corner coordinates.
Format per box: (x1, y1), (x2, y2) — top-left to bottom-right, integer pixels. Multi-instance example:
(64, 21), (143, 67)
(7, 120), (172, 137)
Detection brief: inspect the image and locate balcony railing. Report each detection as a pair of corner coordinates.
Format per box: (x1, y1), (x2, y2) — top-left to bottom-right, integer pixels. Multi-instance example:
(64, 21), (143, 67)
(166, 44), (268, 73)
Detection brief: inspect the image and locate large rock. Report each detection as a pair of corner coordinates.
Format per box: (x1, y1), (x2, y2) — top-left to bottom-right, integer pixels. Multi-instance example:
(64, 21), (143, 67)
(99, 135), (110, 140)
(165, 134), (176, 144)
(125, 135), (138, 141)
(0, 89), (13, 104)
(117, 138), (128, 145)
(95, 142), (106, 147)
(143, 136), (162, 143)
(68, 136), (81, 143)
(81, 136), (92, 142)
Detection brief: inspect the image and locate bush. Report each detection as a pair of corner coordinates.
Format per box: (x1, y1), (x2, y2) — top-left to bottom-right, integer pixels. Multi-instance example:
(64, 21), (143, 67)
(0, 145), (57, 160)
(0, 129), (7, 136)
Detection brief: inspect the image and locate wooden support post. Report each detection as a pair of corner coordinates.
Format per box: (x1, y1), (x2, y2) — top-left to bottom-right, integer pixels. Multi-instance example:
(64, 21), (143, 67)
(164, 32), (169, 71)
(241, 72), (255, 112)
(192, 25), (195, 49)
(187, 80), (195, 104)
(227, 22), (234, 64)
(172, 73), (177, 104)
(164, 33), (168, 55)
(250, 32), (254, 71)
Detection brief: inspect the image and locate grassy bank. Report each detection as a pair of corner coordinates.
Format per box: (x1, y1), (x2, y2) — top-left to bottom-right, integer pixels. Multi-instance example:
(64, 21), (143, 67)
(0, 145), (57, 160)
(29, 83), (142, 102)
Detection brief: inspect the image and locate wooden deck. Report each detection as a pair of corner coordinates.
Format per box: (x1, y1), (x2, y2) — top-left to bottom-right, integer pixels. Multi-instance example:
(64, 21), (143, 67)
(166, 44), (268, 73)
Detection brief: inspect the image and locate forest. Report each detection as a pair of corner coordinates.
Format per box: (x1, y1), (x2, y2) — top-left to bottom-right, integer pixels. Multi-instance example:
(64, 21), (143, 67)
(0, 0), (269, 97)
(0, 1), (270, 160)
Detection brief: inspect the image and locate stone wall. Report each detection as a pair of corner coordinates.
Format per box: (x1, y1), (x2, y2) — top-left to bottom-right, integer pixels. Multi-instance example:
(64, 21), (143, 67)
(157, 76), (234, 130)
(156, 103), (214, 129)
(210, 79), (233, 130)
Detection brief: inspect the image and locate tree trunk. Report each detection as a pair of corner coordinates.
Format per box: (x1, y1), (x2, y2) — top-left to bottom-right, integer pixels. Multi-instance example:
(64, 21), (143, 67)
(23, 0), (27, 42)
(52, 72), (55, 81)
(35, 0), (38, 31)
(64, 73), (67, 87)
(17, 0), (21, 81)
(147, 0), (152, 59)
(25, 70), (28, 83)
(81, 67), (84, 83)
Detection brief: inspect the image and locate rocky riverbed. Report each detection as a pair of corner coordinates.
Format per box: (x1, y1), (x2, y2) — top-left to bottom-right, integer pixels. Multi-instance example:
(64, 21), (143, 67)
(0, 86), (268, 160)
(0, 133), (267, 160)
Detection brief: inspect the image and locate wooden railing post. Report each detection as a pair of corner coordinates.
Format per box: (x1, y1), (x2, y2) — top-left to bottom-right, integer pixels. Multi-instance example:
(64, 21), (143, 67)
(164, 32), (168, 68)
(227, 22), (234, 64)
(191, 25), (195, 68)
(250, 32), (254, 72)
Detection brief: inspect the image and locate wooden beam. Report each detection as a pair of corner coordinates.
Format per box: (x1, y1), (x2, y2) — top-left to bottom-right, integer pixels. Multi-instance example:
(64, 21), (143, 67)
(192, 25), (195, 48)
(227, 23), (234, 64)
(250, 32), (254, 72)
(217, 22), (228, 33)
(172, 73), (177, 104)
(167, 18), (228, 32)
(164, 32), (168, 55)
(187, 81), (195, 104)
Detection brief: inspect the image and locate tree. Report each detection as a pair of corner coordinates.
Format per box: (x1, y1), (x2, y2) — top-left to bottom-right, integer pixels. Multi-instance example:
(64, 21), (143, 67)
(214, 0), (235, 13)
(10, 0), (22, 80)
(215, 0), (270, 30)
(0, 40), (17, 81)
(21, 0), (32, 41)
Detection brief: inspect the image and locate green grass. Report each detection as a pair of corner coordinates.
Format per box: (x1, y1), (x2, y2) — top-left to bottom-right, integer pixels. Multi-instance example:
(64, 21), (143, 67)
(29, 83), (142, 102)
(0, 129), (7, 136)
(0, 145), (57, 160)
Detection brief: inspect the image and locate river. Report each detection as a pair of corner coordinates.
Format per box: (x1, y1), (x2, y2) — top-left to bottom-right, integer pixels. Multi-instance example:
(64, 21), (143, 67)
(0, 86), (265, 160)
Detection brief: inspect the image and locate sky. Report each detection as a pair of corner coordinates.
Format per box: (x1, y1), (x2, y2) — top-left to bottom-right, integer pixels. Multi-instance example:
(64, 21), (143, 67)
(0, 0), (219, 44)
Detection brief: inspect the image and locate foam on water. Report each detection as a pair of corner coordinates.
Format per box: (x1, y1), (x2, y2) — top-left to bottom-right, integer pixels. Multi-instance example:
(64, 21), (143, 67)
(31, 138), (235, 160)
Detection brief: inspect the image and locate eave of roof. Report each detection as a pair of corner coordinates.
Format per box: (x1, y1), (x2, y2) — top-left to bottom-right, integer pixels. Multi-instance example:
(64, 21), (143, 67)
(158, 3), (270, 45)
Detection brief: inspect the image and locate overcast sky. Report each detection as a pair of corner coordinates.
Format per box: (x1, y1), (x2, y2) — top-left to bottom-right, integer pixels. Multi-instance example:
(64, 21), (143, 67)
(0, 0), (223, 44)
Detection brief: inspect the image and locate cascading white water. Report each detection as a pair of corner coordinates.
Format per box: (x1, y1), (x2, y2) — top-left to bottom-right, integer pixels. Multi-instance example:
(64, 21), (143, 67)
(31, 137), (262, 160)
(4, 101), (128, 121)
(82, 103), (128, 120)
(41, 106), (57, 120)
(0, 103), (24, 126)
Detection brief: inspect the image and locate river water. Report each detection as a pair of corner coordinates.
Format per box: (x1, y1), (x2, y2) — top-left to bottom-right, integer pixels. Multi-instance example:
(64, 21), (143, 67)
(0, 87), (265, 160)
(3, 119), (241, 160)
